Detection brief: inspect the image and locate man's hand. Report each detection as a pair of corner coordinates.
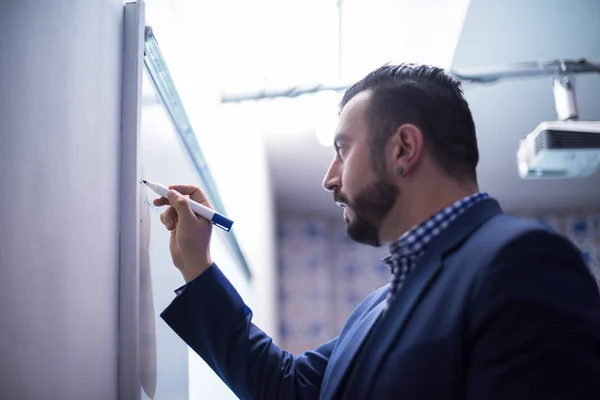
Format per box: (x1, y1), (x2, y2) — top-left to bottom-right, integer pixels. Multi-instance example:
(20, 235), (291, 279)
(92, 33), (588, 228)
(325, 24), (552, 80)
(153, 184), (213, 283)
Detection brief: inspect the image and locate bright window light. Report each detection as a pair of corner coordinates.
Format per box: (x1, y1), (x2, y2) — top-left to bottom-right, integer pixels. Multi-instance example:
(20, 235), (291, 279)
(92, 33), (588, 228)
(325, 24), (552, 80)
(313, 90), (342, 147)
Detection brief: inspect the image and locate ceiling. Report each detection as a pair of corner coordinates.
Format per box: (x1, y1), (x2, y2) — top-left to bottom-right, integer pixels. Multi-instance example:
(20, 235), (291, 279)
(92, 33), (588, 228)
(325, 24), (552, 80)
(259, 0), (600, 217)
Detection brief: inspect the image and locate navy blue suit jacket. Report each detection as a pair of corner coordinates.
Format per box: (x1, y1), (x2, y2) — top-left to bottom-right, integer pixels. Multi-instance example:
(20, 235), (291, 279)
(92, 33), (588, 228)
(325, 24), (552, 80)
(161, 199), (600, 399)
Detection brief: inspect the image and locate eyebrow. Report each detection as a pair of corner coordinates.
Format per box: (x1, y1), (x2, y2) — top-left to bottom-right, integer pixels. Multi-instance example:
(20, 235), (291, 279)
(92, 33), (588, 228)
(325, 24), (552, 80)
(333, 132), (350, 147)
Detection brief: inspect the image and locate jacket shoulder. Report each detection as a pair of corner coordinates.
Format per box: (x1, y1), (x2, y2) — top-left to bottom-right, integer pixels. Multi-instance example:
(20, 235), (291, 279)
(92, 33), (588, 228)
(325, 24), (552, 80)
(448, 213), (584, 281)
(459, 213), (564, 258)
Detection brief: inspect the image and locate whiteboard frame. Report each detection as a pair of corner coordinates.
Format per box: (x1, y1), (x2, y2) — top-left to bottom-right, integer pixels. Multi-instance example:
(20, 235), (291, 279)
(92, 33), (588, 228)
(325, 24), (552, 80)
(119, 1), (145, 399)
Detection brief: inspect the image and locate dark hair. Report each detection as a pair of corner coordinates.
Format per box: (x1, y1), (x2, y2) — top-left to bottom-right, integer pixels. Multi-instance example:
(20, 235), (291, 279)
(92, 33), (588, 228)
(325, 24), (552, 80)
(341, 63), (479, 182)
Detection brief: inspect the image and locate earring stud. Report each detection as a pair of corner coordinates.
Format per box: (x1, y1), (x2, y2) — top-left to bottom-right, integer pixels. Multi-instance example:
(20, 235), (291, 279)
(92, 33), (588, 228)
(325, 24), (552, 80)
(396, 165), (404, 176)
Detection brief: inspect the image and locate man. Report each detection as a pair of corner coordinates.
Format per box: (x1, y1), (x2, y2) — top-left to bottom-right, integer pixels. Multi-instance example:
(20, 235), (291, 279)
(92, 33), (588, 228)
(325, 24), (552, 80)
(154, 64), (600, 399)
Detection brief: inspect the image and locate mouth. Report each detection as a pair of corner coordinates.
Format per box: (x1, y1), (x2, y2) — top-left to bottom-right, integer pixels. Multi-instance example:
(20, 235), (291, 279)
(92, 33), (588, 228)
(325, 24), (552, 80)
(336, 202), (346, 209)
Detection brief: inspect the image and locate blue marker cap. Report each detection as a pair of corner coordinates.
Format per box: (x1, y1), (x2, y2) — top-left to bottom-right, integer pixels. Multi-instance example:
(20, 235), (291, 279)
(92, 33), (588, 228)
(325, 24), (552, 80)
(211, 213), (234, 232)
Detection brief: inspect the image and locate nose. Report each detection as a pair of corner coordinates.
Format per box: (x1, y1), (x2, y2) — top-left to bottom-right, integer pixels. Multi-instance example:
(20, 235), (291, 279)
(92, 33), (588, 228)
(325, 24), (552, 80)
(322, 160), (341, 192)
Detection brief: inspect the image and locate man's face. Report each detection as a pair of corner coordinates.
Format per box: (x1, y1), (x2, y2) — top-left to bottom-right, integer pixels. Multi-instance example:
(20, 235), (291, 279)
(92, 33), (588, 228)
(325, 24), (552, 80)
(322, 91), (398, 247)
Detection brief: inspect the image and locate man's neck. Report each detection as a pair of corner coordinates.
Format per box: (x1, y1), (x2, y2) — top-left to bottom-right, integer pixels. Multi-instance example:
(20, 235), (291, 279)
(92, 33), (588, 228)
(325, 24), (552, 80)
(381, 179), (479, 244)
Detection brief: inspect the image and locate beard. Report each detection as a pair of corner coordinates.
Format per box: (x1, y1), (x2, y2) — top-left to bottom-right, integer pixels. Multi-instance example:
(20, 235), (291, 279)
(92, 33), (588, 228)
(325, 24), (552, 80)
(335, 177), (398, 247)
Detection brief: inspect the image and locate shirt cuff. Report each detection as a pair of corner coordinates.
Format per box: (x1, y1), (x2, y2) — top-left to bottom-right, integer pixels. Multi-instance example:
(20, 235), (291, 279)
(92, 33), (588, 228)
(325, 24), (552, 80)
(174, 284), (187, 296)
(173, 263), (216, 296)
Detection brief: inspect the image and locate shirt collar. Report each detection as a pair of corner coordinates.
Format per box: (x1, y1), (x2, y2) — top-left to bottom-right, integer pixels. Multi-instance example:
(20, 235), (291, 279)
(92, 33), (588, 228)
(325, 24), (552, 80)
(383, 192), (490, 264)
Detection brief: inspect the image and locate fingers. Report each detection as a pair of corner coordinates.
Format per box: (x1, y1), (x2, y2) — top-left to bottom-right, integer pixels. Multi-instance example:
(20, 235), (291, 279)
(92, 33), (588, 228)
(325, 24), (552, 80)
(166, 190), (196, 227)
(154, 184), (212, 232)
(153, 197), (170, 207)
(153, 184), (213, 208)
(160, 206), (177, 231)
(168, 184), (212, 208)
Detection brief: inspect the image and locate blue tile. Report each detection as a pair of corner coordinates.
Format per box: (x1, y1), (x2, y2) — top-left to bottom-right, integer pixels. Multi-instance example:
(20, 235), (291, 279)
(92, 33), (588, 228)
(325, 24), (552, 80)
(306, 223), (325, 240)
(342, 262), (359, 277)
(307, 323), (324, 338)
(346, 291), (362, 306)
(278, 288), (288, 303)
(277, 226), (287, 240)
(279, 323), (292, 340)
(278, 260), (287, 272)
(307, 255), (321, 270)
(309, 288), (325, 301)
(572, 219), (588, 234)
(537, 219), (556, 232)
(377, 261), (389, 277)
(582, 251), (591, 263)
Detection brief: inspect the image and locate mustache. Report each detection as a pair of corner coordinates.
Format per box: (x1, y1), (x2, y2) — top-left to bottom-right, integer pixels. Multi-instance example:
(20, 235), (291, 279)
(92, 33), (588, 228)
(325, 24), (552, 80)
(333, 190), (349, 205)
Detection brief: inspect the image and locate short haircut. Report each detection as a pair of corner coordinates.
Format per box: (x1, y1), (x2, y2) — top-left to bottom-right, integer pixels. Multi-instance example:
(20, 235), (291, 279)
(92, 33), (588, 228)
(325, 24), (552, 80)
(341, 63), (479, 181)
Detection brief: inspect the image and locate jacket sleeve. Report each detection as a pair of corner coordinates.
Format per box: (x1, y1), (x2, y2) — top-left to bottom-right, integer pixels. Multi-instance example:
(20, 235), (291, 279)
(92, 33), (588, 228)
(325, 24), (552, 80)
(161, 264), (336, 400)
(466, 229), (600, 400)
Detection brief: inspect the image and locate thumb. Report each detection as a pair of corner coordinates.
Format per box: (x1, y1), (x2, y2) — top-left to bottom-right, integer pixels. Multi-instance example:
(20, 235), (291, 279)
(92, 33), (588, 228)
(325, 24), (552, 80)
(166, 190), (196, 223)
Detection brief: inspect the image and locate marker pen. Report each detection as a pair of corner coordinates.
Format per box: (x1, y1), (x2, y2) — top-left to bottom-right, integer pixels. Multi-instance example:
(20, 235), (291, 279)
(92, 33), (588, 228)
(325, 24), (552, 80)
(142, 180), (234, 232)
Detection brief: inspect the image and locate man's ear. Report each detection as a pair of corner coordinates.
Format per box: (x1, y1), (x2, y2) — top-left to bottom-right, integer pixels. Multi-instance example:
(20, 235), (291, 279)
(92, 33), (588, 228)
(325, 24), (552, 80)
(390, 123), (424, 175)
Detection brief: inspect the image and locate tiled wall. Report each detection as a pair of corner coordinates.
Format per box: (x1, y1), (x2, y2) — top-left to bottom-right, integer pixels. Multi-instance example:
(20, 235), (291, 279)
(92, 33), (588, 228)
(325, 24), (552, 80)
(535, 212), (600, 282)
(276, 211), (600, 354)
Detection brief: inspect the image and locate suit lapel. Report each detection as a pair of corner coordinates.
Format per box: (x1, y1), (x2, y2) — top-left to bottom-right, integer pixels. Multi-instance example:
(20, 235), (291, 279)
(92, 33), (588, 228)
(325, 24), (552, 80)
(320, 292), (387, 400)
(346, 199), (504, 399)
(347, 250), (443, 399)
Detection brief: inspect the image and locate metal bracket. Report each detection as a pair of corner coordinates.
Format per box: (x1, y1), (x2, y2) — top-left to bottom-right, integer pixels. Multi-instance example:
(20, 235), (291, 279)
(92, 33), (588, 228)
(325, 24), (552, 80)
(220, 58), (600, 103)
(552, 73), (578, 120)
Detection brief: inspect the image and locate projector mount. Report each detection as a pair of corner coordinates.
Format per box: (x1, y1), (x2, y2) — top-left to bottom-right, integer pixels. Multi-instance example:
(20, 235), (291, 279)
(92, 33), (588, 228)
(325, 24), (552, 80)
(220, 58), (600, 123)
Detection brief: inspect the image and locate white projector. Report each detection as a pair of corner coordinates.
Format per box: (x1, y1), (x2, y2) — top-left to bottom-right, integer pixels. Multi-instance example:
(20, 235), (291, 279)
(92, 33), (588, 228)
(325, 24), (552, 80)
(517, 120), (600, 179)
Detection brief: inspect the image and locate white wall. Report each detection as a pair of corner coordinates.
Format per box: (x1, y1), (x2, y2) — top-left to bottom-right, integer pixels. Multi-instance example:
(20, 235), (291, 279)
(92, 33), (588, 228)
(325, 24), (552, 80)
(340, 0), (472, 80)
(0, 1), (124, 399)
(452, 0), (600, 213)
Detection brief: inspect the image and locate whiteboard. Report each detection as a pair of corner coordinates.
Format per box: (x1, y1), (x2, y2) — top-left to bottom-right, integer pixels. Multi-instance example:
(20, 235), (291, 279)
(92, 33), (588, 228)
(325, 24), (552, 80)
(136, 27), (252, 400)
